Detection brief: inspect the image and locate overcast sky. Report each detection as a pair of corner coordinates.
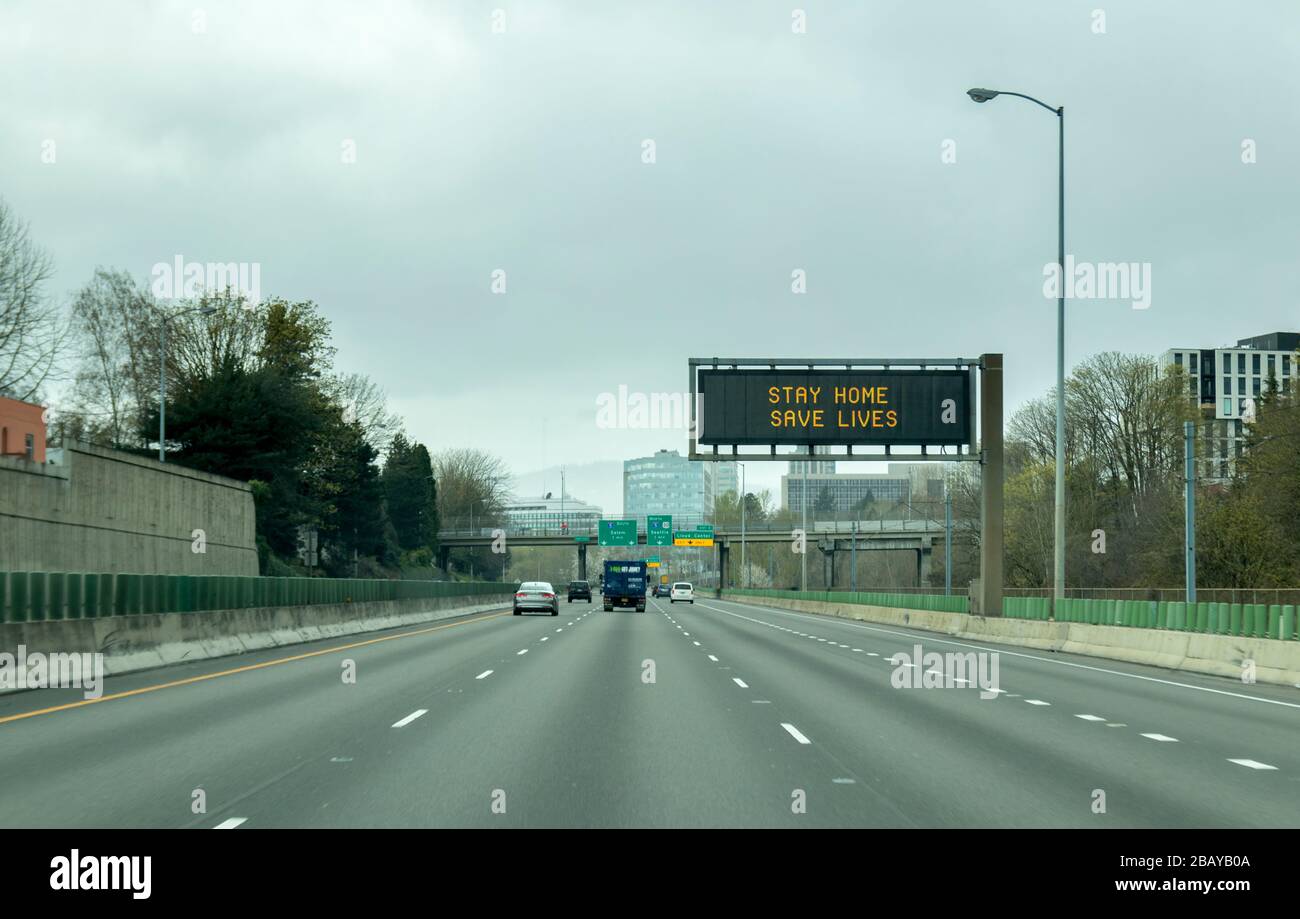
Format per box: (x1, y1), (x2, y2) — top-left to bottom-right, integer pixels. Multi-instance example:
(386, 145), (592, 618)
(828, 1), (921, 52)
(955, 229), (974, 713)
(3, 1), (1298, 510)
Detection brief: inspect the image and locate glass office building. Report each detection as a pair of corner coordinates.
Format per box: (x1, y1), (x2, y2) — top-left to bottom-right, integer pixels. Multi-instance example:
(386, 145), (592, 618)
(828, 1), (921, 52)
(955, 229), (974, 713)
(782, 472), (911, 515)
(624, 449), (714, 524)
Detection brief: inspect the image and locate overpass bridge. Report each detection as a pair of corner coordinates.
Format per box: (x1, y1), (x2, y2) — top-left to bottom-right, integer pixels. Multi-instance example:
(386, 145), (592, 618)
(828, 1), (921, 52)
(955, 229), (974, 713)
(437, 517), (975, 586)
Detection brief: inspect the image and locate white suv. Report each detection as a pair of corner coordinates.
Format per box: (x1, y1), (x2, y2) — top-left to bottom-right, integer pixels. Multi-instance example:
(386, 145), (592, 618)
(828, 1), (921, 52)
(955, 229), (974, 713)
(669, 582), (694, 604)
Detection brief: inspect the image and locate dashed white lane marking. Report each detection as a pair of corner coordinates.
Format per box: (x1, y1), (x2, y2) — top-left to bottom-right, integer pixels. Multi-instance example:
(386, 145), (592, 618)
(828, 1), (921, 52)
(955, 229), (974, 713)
(702, 599), (1300, 711)
(837, 644), (849, 648)
(781, 722), (812, 744)
(693, 641), (701, 646)
(708, 655), (719, 662)
(984, 688), (1007, 695)
(683, 632), (691, 636)
(214, 818), (247, 829)
(867, 652), (879, 657)
(832, 778), (856, 784)
(392, 709), (428, 728)
(1141, 733), (1179, 742)
(1228, 759), (1278, 770)
(752, 700), (771, 704)
(852, 648), (864, 653)
(540, 637), (549, 642)
(475, 670), (493, 680)
(516, 649), (528, 656)
(1025, 699), (1051, 706)
(555, 629), (563, 633)
(733, 678), (749, 689)
(1075, 714), (1106, 722)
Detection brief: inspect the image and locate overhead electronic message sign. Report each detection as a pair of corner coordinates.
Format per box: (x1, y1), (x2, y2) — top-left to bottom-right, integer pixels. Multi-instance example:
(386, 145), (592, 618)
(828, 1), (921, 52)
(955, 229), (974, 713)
(697, 368), (971, 448)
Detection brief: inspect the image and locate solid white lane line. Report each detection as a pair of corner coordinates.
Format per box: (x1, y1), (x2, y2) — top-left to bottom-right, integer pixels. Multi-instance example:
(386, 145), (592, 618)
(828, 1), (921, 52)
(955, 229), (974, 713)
(1141, 733), (1179, 742)
(1075, 714), (1106, 722)
(1228, 759), (1278, 770)
(701, 599), (1300, 711)
(475, 670), (493, 680)
(392, 709), (428, 728)
(1025, 699), (1051, 706)
(781, 722), (812, 744)
(517, 649), (528, 656)
(708, 655), (719, 662)
(214, 818), (247, 829)
(733, 678), (749, 688)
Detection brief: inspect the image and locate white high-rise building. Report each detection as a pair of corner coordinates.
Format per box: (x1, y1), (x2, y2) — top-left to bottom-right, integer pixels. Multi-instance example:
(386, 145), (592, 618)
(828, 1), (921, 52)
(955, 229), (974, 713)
(1162, 331), (1298, 482)
(787, 445), (836, 476)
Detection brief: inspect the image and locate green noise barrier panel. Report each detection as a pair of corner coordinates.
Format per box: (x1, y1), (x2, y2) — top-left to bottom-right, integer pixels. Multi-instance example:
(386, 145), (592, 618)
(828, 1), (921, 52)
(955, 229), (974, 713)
(1, 573), (511, 624)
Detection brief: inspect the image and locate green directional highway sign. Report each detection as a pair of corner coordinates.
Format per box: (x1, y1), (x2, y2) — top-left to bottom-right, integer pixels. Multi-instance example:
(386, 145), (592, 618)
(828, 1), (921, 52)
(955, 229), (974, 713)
(673, 525), (714, 547)
(647, 515), (673, 546)
(598, 519), (638, 547)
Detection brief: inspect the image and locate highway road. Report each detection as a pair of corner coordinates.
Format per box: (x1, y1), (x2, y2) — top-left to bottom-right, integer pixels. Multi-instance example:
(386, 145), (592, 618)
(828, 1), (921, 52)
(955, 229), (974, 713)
(1, 594), (1297, 828)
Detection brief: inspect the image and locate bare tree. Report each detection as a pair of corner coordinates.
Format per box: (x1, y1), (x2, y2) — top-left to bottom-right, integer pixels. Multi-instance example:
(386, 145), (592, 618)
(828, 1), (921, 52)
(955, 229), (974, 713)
(0, 198), (66, 400)
(326, 372), (403, 456)
(63, 268), (158, 447)
(432, 448), (512, 528)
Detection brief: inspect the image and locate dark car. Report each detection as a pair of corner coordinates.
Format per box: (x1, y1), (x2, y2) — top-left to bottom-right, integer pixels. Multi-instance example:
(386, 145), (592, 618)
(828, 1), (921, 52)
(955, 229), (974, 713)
(568, 580), (592, 603)
(654, 584), (670, 598)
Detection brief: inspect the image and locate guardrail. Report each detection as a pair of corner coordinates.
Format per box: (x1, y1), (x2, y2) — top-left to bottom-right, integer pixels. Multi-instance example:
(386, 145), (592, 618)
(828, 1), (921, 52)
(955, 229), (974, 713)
(0, 572), (510, 624)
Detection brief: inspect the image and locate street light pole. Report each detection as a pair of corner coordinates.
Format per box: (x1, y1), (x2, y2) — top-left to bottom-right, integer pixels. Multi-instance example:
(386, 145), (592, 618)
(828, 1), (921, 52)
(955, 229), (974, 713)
(738, 462), (746, 589)
(159, 318), (167, 462)
(968, 87), (1066, 603)
(800, 453), (808, 592)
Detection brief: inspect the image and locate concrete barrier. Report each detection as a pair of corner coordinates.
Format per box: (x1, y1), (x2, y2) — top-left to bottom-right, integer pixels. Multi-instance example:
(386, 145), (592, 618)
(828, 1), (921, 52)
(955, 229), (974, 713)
(0, 592), (513, 689)
(720, 593), (1300, 688)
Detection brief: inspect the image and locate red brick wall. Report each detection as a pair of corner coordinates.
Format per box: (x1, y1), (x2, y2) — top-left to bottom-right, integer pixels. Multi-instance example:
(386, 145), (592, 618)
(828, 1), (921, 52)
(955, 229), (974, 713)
(0, 397), (46, 463)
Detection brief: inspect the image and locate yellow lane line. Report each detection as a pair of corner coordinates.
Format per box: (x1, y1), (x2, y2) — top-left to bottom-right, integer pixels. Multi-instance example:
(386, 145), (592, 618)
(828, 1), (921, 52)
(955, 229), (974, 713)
(0, 609), (511, 726)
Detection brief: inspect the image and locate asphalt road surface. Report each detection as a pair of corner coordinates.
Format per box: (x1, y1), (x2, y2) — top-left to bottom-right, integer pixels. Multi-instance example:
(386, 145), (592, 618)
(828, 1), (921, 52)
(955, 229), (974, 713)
(1, 594), (1297, 828)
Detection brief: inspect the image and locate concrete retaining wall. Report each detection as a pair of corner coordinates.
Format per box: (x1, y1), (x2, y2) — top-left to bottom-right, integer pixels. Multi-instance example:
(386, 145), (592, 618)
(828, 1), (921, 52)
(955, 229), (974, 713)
(0, 592), (513, 687)
(722, 593), (1300, 687)
(0, 442), (257, 576)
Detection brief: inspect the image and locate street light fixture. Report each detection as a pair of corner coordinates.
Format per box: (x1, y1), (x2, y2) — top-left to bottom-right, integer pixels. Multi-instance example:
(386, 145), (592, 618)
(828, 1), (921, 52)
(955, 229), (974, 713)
(158, 304), (218, 462)
(967, 85), (1067, 604)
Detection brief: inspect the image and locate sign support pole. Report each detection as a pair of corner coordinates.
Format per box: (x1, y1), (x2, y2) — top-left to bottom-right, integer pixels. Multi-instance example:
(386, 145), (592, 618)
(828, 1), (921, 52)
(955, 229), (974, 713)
(978, 353), (1004, 617)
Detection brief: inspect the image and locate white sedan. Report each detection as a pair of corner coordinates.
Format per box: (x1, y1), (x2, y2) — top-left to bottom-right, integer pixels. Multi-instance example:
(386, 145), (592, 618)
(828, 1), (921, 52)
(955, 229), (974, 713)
(669, 582), (694, 604)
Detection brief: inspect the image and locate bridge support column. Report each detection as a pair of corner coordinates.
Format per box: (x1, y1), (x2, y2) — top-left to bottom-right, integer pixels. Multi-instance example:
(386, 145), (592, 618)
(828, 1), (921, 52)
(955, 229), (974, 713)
(437, 545), (450, 575)
(917, 537), (933, 588)
(718, 542), (730, 589)
(577, 543), (587, 581)
(822, 542), (836, 589)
